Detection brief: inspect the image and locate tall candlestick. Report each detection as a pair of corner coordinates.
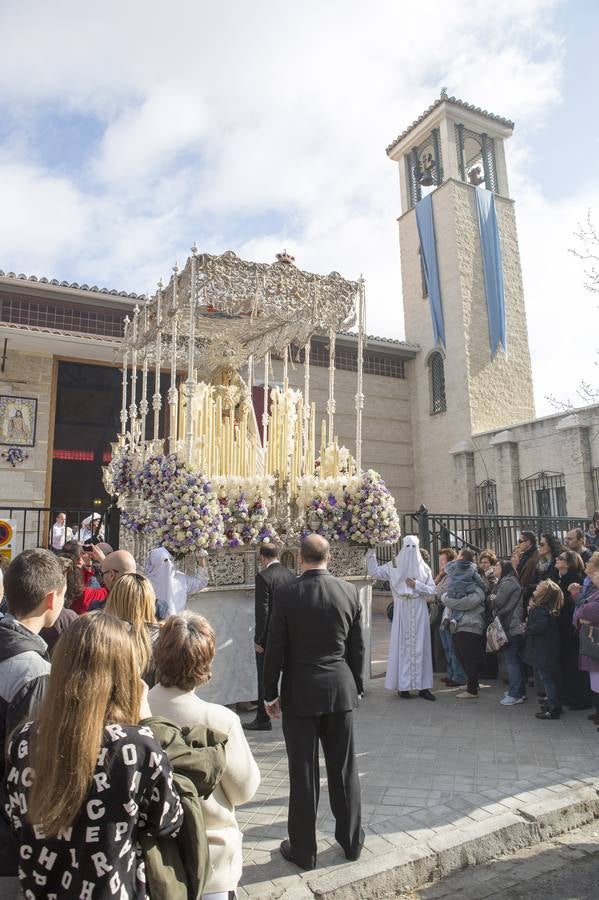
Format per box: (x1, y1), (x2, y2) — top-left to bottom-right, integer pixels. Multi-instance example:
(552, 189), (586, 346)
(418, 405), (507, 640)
(139, 300), (149, 451)
(119, 316), (130, 442)
(303, 340), (310, 466)
(262, 352), (270, 459)
(310, 403), (316, 476)
(152, 282), (163, 444)
(185, 245), (198, 464)
(355, 276), (365, 473)
(167, 267), (178, 453)
(129, 305), (139, 441)
(327, 326), (336, 442)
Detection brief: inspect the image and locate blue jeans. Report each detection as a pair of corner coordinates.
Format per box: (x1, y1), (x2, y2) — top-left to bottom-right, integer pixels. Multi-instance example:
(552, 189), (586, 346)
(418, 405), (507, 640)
(439, 624), (466, 683)
(537, 668), (560, 707)
(502, 634), (526, 700)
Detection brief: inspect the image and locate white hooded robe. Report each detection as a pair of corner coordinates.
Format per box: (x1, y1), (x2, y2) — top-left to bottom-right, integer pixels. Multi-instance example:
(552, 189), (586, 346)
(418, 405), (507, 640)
(367, 535), (435, 691)
(145, 547), (209, 618)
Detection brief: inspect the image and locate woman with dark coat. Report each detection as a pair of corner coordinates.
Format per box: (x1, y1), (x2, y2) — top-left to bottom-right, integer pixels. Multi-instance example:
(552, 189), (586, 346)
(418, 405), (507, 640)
(556, 550), (590, 711)
(523, 580), (564, 720)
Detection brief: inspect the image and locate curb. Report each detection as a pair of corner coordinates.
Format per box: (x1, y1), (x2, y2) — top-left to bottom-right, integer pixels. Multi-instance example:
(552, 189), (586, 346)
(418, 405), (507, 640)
(271, 783), (599, 899)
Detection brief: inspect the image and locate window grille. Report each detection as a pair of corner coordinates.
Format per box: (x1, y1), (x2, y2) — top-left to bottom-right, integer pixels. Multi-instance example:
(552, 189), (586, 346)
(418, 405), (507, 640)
(476, 480), (498, 515)
(0, 293), (126, 339)
(429, 351), (446, 414)
(519, 471), (567, 518)
(295, 343), (405, 379)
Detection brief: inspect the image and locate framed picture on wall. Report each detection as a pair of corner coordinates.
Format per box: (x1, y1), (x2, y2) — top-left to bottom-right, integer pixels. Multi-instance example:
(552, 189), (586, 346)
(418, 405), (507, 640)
(0, 395), (37, 447)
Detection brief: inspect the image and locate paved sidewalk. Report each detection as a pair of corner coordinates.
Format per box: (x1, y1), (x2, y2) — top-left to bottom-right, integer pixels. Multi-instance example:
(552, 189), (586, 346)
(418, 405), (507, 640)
(238, 613), (599, 898)
(398, 820), (599, 898)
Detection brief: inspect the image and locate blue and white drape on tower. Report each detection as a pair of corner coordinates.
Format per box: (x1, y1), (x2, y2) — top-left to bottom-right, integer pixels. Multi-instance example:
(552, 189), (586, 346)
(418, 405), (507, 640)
(415, 193), (445, 348)
(475, 188), (506, 355)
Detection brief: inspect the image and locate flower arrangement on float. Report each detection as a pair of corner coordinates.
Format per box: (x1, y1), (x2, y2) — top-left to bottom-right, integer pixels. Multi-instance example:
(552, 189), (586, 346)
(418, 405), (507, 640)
(104, 450), (400, 553)
(298, 469), (401, 547)
(214, 476), (278, 548)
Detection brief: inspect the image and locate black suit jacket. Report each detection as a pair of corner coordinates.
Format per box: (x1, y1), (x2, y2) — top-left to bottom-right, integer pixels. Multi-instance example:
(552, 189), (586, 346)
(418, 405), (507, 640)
(263, 569), (365, 717)
(254, 562), (296, 647)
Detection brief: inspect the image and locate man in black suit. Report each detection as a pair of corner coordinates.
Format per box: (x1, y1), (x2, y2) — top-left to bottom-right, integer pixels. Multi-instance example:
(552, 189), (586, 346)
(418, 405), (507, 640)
(263, 534), (365, 870)
(244, 543), (296, 732)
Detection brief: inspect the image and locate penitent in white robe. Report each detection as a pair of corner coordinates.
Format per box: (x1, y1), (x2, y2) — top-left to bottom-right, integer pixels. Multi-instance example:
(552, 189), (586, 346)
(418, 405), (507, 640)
(367, 537), (435, 692)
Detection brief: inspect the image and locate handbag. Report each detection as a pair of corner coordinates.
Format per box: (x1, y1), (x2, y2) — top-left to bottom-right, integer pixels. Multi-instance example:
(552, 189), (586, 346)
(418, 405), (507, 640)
(486, 615), (508, 653)
(580, 623), (599, 661)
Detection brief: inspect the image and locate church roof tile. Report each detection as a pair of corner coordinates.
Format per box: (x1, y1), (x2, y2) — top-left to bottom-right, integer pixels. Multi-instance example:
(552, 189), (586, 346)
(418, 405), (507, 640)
(386, 93), (514, 156)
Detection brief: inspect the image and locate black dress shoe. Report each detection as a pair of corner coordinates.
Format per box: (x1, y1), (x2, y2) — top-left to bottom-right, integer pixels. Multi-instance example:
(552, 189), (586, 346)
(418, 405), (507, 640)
(398, 691), (412, 699)
(344, 827), (365, 860)
(243, 719), (272, 731)
(279, 839), (316, 870)
(419, 689), (436, 701)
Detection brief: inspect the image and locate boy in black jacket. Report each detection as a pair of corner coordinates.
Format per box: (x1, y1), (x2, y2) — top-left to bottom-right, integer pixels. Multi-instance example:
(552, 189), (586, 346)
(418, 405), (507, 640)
(0, 548), (66, 876)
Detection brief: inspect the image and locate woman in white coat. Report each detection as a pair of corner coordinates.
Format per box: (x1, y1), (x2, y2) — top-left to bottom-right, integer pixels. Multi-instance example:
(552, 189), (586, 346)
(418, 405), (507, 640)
(145, 546), (209, 619)
(149, 613), (260, 900)
(367, 535), (436, 700)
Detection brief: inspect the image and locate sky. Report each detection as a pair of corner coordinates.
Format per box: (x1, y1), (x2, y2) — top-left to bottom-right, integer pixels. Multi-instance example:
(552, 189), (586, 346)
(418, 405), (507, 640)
(0, 0), (597, 415)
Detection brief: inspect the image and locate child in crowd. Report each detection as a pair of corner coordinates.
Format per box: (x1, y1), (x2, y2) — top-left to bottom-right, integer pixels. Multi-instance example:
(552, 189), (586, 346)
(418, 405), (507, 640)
(523, 579), (564, 720)
(441, 548), (486, 632)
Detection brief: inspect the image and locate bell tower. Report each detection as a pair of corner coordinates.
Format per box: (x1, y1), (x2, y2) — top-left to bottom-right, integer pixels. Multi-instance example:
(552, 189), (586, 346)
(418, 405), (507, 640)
(387, 92), (535, 510)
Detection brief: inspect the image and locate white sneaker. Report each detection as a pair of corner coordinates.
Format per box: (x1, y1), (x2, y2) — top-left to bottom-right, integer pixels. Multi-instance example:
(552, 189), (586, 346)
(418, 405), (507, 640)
(500, 695), (526, 706)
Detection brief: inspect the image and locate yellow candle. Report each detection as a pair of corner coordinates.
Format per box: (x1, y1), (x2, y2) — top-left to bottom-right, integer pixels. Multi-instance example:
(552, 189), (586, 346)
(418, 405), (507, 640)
(310, 403), (316, 475)
(281, 395), (288, 488)
(228, 411), (234, 475)
(240, 409), (248, 476)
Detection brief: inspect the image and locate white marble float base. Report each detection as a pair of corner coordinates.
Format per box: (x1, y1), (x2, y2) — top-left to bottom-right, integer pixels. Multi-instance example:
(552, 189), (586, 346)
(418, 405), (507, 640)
(186, 580), (372, 707)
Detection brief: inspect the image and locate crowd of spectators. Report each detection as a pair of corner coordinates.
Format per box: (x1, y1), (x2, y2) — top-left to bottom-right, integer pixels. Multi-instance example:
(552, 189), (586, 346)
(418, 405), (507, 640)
(432, 525), (599, 721)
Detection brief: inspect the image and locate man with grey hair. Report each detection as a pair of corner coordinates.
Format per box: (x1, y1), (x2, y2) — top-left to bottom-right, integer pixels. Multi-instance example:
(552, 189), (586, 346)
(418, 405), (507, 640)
(263, 534), (364, 870)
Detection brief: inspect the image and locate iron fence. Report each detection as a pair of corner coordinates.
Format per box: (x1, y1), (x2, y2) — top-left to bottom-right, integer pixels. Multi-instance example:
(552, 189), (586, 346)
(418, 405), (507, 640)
(0, 506), (120, 555)
(407, 505), (591, 576)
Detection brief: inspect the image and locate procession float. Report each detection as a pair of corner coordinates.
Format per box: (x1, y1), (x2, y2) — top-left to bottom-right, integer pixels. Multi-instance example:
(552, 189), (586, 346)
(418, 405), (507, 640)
(103, 246), (400, 702)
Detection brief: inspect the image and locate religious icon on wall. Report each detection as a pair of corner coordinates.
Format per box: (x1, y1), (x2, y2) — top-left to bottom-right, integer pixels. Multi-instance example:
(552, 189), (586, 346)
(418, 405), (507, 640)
(0, 395), (37, 447)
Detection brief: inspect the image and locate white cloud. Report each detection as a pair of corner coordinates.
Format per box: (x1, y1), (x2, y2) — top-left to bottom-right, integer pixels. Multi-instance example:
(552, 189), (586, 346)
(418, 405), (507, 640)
(0, 0), (589, 416)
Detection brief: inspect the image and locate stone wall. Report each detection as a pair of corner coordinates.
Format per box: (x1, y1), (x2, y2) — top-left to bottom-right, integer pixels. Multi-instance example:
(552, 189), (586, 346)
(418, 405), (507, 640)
(0, 348), (54, 549)
(470, 406), (599, 517)
(401, 178), (535, 512)
(456, 186), (535, 434)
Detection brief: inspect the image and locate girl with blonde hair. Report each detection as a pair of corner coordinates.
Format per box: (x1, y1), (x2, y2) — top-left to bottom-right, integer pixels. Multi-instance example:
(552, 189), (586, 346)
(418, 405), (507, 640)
(4, 612), (182, 898)
(105, 572), (160, 684)
(523, 579), (564, 720)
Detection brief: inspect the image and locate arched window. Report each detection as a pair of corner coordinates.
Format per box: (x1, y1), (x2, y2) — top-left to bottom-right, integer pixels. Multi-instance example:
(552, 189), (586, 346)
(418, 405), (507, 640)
(429, 351), (446, 415)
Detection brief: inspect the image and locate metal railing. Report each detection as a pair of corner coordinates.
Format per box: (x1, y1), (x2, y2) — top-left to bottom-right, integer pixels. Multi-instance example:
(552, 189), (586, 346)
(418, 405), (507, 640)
(407, 505), (592, 575)
(0, 506), (120, 555)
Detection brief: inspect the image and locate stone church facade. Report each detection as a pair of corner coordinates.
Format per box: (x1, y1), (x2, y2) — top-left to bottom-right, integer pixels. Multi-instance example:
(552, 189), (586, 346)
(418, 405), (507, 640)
(0, 94), (596, 521)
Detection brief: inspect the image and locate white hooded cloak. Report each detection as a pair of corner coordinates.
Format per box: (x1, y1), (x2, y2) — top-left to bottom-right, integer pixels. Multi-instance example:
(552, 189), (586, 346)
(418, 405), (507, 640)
(145, 547), (209, 618)
(367, 535), (435, 691)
